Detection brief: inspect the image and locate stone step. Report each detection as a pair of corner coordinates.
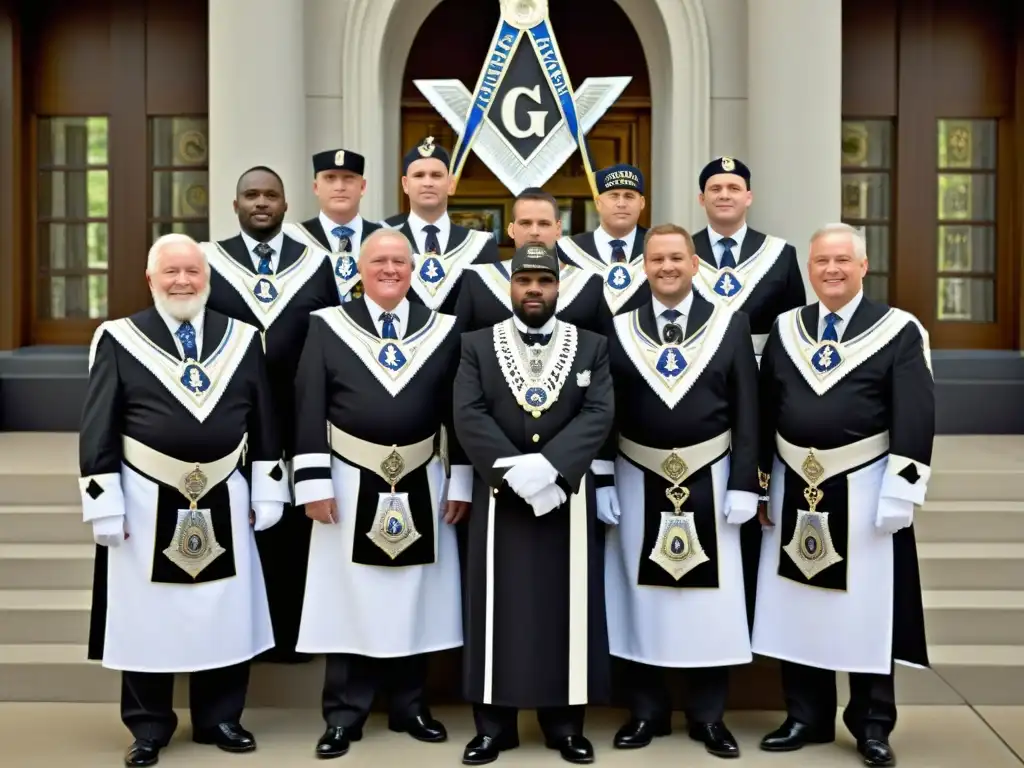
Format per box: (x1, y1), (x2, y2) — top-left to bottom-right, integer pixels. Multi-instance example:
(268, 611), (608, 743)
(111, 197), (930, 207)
(0, 506), (89, 544)
(918, 543), (1024, 590)
(915, 501), (1024, 543)
(0, 544), (94, 590)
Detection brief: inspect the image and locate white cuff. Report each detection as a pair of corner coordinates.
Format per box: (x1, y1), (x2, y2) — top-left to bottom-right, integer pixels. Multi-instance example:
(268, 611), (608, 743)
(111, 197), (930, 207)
(293, 453), (333, 506)
(448, 465), (473, 503)
(882, 454), (932, 506)
(251, 460), (291, 504)
(590, 459), (615, 476)
(295, 479), (333, 506)
(251, 501), (284, 531)
(725, 490), (759, 524)
(79, 473), (126, 522)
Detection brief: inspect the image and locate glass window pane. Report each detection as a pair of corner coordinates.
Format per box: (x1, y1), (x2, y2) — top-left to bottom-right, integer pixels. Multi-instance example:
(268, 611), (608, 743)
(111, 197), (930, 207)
(39, 273), (108, 320)
(860, 224), (890, 273)
(151, 117), (209, 167)
(38, 170), (108, 218)
(841, 173), (890, 220)
(151, 220), (210, 244)
(936, 277), (994, 323)
(938, 119), (997, 170)
(937, 173), (995, 221)
(863, 274), (889, 304)
(38, 223), (109, 270)
(152, 170), (208, 218)
(937, 225), (995, 274)
(842, 120), (893, 168)
(38, 117), (108, 166)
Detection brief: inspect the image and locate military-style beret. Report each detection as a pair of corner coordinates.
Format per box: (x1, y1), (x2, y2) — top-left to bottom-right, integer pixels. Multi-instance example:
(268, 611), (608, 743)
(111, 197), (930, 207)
(699, 156), (751, 191)
(403, 136), (451, 174)
(597, 164), (644, 195)
(312, 148), (365, 177)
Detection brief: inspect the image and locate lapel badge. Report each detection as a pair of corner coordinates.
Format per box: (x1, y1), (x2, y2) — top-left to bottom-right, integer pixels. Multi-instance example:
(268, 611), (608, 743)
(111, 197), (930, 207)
(576, 369), (591, 387)
(417, 136), (436, 158)
(253, 277), (279, 306)
(721, 156), (736, 172)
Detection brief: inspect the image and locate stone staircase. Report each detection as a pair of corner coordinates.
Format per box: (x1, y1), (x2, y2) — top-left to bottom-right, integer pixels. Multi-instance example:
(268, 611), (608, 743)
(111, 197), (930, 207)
(1, 433), (1023, 706)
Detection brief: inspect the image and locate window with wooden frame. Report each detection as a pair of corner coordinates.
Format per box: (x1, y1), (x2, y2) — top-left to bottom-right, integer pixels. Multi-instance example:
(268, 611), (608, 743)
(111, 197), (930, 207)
(149, 116), (209, 244)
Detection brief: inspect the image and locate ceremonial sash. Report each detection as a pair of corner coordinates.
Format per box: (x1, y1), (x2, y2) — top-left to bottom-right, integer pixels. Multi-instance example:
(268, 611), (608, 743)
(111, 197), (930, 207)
(281, 222), (363, 299)
(89, 318), (257, 424)
(776, 307), (931, 397)
(313, 307), (456, 398)
(692, 236), (787, 309)
(466, 260), (514, 311)
(200, 242), (326, 329)
(612, 305), (734, 409)
(558, 236), (648, 314)
(493, 318), (579, 415)
(408, 229), (493, 309)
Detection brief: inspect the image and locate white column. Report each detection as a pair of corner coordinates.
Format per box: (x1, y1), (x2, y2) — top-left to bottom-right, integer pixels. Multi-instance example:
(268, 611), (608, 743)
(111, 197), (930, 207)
(747, 0), (842, 298)
(209, 0), (306, 239)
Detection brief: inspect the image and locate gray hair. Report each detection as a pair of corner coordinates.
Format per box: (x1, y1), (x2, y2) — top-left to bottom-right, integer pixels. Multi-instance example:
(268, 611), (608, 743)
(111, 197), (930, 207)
(360, 226), (417, 269)
(146, 233), (212, 279)
(809, 222), (867, 261)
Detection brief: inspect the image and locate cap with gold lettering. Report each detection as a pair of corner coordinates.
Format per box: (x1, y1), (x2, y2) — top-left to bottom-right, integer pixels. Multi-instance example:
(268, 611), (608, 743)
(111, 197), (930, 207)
(699, 156), (751, 191)
(597, 164), (645, 195)
(510, 244), (560, 279)
(312, 148), (365, 177)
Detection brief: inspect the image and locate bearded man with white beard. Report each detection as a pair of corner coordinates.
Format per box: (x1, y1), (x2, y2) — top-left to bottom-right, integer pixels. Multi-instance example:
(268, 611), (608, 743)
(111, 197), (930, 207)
(78, 233), (290, 767)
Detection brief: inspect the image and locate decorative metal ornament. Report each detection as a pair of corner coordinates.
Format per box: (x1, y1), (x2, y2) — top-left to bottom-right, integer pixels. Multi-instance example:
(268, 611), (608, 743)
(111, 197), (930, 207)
(163, 507), (226, 578)
(366, 492), (422, 560)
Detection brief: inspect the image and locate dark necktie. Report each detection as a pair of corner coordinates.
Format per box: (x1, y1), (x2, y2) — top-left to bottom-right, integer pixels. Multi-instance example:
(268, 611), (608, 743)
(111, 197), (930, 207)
(380, 312), (398, 340)
(176, 321), (198, 362)
(332, 225), (355, 253)
(719, 237), (737, 270)
(821, 312), (840, 342)
(661, 309), (683, 343)
(423, 224), (441, 255)
(610, 239), (627, 264)
(520, 331), (551, 346)
(254, 242), (274, 275)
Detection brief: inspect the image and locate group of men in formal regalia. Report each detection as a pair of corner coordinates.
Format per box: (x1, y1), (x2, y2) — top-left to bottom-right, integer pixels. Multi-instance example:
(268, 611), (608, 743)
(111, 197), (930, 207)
(78, 135), (934, 768)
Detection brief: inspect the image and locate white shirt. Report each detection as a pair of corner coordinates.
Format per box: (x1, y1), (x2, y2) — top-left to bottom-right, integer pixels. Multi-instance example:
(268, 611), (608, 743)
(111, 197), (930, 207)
(407, 210), (451, 255)
(319, 211), (364, 254)
(155, 304), (205, 360)
(594, 225), (638, 264)
(817, 289), (864, 343)
(364, 296), (410, 340)
(512, 313), (557, 339)
(240, 229), (285, 273)
(708, 223), (748, 267)
(652, 291), (694, 342)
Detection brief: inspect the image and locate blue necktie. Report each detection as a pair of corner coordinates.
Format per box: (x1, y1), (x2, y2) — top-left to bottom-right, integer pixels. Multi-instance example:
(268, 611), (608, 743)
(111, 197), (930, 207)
(610, 239), (627, 263)
(332, 225), (355, 253)
(254, 242), (274, 275)
(380, 312), (398, 340)
(719, 237), (737, 269)
(423, 225), (441, 254)
(662, 309), (682, 322)
(176, 321), (198, 361)
(821, 312), (840, 342)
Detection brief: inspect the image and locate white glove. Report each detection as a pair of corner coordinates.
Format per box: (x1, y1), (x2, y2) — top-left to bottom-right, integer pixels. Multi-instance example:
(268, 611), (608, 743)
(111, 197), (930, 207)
(252, 501), (284, 532)
(528, 483), (567, 517)
(876, 496), (914, 534)
(596, 487), (620, 526)
(92, 515), (124, 548)
(724, 490), (759, 525)
(501, 454), (558, 500)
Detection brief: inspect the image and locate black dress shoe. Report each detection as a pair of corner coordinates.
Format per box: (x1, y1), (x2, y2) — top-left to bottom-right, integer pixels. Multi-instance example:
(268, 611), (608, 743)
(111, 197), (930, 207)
(545, 735), (595, 764)
(760, 717), (835, 752)
(689, 721), (740, 758)
(857, 738), (896, 766)
(462, 734), (519, 765)
(316, 725), (363, 759)
(389, 713), (447, 743)
(613, 718), (672, 748)
(124, 739), (160, 767)
(192, 722), (256, 753)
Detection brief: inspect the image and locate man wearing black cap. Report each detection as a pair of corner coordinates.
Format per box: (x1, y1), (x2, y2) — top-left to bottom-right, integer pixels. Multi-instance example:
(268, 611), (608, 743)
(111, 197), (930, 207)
(283, 148), (384, 302)
(201, 165), (340, 664)
(382, 137), (500, 314)
(454, 245), (614, 765)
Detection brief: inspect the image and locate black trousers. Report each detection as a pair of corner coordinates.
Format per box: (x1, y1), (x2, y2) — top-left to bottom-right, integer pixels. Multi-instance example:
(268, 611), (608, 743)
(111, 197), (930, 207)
(254, 503), (311, 659)
(120, 662), (250, 745)
(322, 653), (428, 728)
(473, 703), (585, 742)
(781, 660), (897, 739)
(621, 659), (730, 724)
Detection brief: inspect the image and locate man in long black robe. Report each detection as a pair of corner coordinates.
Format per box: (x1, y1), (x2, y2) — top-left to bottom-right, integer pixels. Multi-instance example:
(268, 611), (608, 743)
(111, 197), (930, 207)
(753, 223), (934, 768)
(603, 224), (759, 759)
(291, 228), (471, 758)
(79, 235), (289, 767)
(383, 137), (500, 313)
(454, 245), (615, 766)
(203, 165), (339, 663)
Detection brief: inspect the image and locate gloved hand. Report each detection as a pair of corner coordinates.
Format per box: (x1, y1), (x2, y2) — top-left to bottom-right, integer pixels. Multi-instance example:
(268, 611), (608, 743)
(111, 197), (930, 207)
(502, 454), (558, 500)
(724, 490), (759, 525)
(528, 483), (567, 517)
(876, 496), (914, 534)
(251, 501), (284, 531)
(92, 515), (125, 548)
(596, 487), (620, 525)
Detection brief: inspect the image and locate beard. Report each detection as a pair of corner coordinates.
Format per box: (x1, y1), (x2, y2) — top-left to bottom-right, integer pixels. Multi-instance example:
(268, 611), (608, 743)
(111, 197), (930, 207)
(152, 283), (210, 322)
(512, 296), (557, 329)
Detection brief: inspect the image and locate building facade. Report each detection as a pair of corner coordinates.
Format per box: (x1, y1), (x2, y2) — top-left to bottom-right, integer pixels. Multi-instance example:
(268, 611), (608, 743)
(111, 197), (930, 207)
(0, 0), (1022, 431)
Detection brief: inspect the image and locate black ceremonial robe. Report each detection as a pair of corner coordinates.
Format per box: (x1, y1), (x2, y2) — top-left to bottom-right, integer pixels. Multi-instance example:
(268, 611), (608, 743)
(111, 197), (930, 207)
(287, 216), (384, 301)
(204, 233), (338, 658)
(454, 320), (615, 708)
